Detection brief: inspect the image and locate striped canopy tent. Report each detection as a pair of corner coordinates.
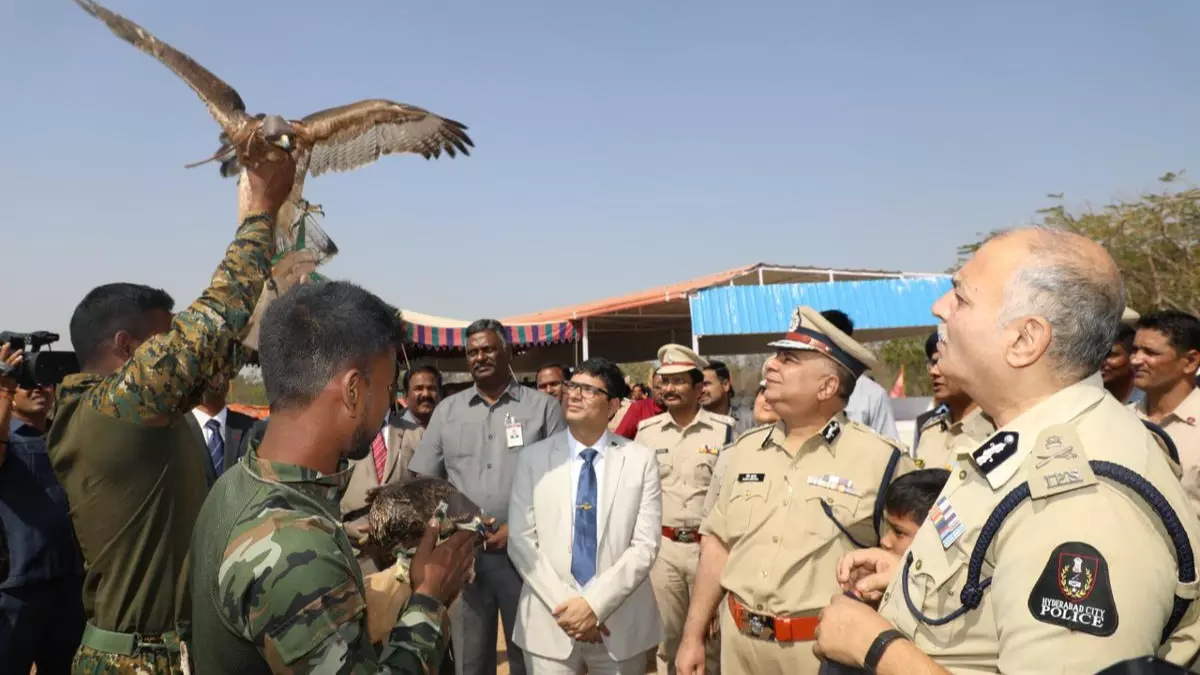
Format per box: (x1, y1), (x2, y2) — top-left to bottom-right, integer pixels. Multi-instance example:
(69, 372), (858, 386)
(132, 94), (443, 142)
(399, 308), (578, 372)
(401, 309), (577, 350)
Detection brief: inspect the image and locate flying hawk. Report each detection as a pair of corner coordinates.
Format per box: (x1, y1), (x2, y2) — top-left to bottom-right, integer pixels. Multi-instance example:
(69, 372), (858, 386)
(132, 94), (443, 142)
(71, 0), (474, 264)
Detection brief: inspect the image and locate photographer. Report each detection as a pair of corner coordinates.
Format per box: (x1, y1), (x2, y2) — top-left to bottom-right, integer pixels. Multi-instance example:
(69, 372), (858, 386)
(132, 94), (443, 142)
(0, 342), (85, 674)
(47, 156), (307, 673)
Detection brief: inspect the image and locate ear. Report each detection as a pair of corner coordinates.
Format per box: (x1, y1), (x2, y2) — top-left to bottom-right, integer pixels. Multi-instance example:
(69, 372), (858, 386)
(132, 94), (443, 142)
(1006, 316), (1052, 369)
(339, 368), (364, 418)
(112, 331), (136, 360)
(816, 373), (840, 403)
(607, 396), (621, 420)
(1183, 348), (1200, 377)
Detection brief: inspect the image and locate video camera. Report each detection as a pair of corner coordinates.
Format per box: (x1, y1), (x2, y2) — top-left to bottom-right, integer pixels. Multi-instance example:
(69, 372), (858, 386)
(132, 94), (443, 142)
(0, 331), (79, 389)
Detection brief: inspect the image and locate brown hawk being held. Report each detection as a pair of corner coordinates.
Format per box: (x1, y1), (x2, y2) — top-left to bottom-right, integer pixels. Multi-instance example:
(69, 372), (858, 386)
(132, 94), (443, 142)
(71, 0), (474, 264)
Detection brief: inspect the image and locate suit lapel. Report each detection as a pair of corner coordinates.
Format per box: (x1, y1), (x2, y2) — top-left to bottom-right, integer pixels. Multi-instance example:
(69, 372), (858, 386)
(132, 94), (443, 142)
(599, 437), (626, 542)
(383, 423), (404, 482)
(224, 415), (245, 469)
(554, 433), (575, 549)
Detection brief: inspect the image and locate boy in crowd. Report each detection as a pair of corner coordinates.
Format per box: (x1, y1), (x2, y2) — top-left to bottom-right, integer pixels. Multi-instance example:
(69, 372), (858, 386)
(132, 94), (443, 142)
(879, 469), (950, 556)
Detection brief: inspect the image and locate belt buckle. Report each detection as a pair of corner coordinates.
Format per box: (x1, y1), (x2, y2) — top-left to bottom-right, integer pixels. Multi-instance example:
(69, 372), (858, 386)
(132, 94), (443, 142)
(676, 528), (697, 543)
(745, 611), (776, 640)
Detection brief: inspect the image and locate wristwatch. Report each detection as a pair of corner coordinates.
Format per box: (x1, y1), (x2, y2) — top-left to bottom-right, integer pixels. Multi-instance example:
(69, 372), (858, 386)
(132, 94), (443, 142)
(863, 628), (907, 673)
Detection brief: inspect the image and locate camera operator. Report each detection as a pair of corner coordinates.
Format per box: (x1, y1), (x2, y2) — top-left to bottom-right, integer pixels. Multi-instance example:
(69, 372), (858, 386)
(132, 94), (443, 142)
(0, 341), (86, 674)
(46, 156), (307, 673)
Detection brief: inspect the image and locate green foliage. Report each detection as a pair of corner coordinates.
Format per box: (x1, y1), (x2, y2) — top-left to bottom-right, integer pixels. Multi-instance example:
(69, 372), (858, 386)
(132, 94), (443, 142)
(875, 337), (933, 397)
(230, 374), (268, 406)
(956, 172), (1200, 315)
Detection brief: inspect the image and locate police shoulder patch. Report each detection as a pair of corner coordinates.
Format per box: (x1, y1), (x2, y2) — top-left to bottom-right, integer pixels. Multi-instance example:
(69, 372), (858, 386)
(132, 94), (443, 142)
(1029, 426), (1096, 500)
(1027, 541), (1117, 636)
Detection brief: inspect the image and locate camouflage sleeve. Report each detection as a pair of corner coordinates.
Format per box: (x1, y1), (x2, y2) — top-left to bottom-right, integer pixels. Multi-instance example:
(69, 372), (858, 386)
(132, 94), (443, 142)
(85, 214), (274, 426)
(225, 511), (447, 674)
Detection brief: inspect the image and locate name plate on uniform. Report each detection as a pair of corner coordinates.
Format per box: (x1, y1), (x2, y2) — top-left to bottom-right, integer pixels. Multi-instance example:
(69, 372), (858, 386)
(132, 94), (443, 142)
(737, 473), (765, 483)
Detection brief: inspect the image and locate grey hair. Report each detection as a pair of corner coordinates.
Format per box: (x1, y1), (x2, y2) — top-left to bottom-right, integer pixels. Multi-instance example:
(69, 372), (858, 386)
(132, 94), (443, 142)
(993, 226), (1124, 381)
(259, 281), (404, 411)
(465, 318), (509, 348)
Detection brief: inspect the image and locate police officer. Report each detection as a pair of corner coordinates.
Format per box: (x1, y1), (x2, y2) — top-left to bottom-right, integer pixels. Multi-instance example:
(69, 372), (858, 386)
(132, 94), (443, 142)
(676, 307), (914, 675)
(912, 332), (995, 472)
(816, 228), (1200, 674)
(637, 344), (736, 675)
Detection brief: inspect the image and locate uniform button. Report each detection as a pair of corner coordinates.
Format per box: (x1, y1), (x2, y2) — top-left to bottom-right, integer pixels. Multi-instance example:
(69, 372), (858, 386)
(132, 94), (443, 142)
(756, 604), (763, 610)
(488, 434), (494, 440)
(486, 463), (492, 469)
(915, 559), (923, 571)
(772, 536), (779, 543)
(882, 592), (891, 604)
(783, 499), (790, 506)
(824, 497), (833, 504)
(761, 571), (767, 578)
(958, 470), (967, 480)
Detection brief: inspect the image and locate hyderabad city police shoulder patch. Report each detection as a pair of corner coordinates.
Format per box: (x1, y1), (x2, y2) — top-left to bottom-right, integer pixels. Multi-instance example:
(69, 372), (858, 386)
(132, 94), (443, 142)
(1027, 541), (1117, 636)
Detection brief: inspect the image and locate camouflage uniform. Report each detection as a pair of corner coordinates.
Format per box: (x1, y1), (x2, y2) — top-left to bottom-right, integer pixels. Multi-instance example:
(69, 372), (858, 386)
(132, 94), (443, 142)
(48, 213), (276, 674)
(188, 443), (449, 674)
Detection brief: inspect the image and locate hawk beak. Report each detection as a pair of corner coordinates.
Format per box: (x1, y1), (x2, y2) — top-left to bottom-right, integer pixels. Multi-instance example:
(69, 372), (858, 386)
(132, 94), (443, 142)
(275, 134), (293, 151)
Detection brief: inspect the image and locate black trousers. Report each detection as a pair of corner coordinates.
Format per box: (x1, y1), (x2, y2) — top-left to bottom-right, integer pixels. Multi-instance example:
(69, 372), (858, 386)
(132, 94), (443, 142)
(0, 576), (86, 675)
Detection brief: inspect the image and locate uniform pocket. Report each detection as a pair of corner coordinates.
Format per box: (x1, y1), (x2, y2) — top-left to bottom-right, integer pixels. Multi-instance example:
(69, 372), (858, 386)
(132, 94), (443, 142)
(804, 490), (864, 543)
(726, 479), (771, 531)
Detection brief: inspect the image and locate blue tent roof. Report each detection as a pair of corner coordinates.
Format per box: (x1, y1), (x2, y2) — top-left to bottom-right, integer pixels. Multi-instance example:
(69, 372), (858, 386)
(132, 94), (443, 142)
(689, 276), (952, 336)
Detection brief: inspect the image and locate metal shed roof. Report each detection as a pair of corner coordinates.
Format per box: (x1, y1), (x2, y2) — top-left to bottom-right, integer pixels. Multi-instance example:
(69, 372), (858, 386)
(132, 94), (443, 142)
(690, 276), (952, 347)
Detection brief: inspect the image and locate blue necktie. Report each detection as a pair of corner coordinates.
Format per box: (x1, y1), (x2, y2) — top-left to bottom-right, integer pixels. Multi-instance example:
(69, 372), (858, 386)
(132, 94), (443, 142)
(206, 418), (224, 476)
(571, 448), (599, 586)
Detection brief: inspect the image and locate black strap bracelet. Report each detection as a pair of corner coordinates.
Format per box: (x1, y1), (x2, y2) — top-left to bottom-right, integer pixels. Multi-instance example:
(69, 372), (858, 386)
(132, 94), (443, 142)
(863, 628), (907, 673)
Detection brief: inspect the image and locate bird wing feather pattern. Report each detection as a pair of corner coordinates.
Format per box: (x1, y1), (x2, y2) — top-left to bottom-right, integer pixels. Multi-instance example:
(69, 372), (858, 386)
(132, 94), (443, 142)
(297, 100), (474, 178)
(71, 0), (250, 134)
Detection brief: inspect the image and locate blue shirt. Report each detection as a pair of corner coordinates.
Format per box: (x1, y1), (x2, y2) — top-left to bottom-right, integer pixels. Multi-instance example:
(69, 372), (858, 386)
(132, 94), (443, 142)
(0, 417), (82, 589)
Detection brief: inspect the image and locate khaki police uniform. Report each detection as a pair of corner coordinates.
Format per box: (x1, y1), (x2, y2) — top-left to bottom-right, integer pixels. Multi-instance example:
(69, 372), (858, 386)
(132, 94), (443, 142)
(1133, 389), (1200, 504)
(878, 374), (1200, 673)
(912, 407), (995, 472)
(699, 307), (915, 675)
(639, 344), (735, 675)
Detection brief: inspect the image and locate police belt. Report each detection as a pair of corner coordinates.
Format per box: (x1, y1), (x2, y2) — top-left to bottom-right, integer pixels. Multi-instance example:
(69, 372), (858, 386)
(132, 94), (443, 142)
(81, 621), (182, 655)
(662, 526), (702, 543)
(899, 458), (1196, 644)
(727, 594), (820, 642)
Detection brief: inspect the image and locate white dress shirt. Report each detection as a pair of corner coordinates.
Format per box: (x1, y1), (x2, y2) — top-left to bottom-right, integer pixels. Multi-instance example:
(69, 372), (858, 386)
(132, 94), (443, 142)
(191, 407), (229, 447)
(567, 429), (609, 592)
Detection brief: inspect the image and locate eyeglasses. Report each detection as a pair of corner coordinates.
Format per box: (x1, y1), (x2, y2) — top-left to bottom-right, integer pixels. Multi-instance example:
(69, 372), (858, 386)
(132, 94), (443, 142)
(563, 381), (611, 401)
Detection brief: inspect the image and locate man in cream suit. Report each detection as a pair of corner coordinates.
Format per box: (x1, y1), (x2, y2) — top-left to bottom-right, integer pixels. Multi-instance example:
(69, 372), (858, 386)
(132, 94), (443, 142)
(342, 366), (444, 573)
(509, 357), (663, 675)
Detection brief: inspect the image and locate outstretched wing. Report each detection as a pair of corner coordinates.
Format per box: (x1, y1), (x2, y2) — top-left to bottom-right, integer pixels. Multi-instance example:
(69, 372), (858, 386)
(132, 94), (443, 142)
(71, 0), (249, 133)
(295, 100), (473, 178)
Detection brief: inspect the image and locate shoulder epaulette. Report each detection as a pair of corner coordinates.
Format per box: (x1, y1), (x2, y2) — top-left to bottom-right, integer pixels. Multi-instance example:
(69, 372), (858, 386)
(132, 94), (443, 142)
(844, 418), (906, 453)
(708, 412), (736, 427)
(638, 414), (667, 431)
(1028, 424), (1096, 500)
(920, 410), (949, 432)
(733, 423), (774, 446)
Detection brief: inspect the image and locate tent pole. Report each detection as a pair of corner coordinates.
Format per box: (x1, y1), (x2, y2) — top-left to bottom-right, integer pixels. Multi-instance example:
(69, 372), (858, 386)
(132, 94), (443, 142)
(582, 317), (590, 361)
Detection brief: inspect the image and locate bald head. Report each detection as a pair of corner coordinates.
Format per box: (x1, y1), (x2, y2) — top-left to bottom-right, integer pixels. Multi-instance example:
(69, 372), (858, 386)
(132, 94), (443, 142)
(986, 227), (1125, 380)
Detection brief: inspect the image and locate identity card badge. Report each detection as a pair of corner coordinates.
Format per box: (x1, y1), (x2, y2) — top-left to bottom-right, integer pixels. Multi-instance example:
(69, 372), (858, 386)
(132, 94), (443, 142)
(505, 414), (525, 449)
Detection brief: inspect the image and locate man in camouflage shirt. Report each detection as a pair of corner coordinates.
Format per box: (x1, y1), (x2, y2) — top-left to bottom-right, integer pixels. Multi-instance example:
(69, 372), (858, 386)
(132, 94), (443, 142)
(48, 156), (301, 674)
(189, 281), (477, 674)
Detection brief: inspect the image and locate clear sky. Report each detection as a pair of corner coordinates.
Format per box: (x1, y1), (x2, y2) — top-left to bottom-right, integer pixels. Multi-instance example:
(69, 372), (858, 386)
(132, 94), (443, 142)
(3, 0), (1198, 348)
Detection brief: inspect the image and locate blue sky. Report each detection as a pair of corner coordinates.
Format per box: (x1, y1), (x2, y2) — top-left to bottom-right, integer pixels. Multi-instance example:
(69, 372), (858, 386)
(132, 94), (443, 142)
(3, 0), (1198, 347)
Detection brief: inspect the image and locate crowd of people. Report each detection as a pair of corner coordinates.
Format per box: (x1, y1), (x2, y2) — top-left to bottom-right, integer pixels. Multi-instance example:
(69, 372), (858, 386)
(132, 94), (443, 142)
(2, 155), (1200, 675)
